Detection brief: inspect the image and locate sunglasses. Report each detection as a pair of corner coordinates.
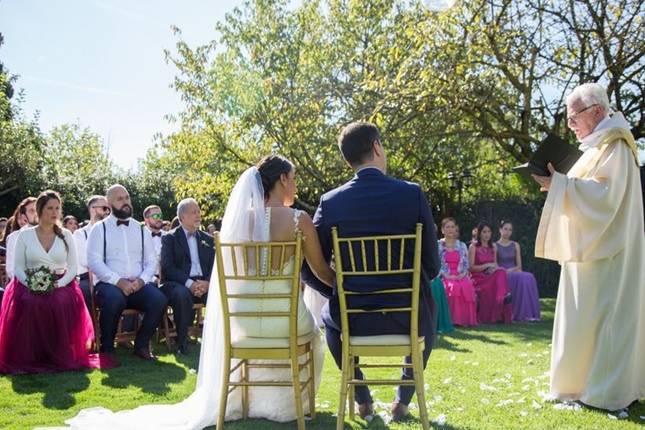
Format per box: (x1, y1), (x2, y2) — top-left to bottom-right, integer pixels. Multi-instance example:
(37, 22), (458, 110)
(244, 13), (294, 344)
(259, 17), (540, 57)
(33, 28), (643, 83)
(91, 206), (111, 212)
(148, 213), (163, 220)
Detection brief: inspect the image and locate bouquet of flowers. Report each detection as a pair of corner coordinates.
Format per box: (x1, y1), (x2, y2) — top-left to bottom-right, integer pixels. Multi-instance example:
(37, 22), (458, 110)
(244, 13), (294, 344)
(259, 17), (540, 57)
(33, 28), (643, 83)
(25, 266), (56, 295)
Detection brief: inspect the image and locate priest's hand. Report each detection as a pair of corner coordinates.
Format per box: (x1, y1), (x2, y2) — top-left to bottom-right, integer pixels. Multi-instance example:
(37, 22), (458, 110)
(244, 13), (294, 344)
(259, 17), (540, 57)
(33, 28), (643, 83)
(532, 163), (555, 192)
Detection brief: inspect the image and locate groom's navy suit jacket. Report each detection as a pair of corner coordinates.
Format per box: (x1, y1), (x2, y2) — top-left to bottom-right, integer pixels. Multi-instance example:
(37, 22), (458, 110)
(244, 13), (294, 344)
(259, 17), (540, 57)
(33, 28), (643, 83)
(302, 167), (440, 338)
(160, 227), (215, 285)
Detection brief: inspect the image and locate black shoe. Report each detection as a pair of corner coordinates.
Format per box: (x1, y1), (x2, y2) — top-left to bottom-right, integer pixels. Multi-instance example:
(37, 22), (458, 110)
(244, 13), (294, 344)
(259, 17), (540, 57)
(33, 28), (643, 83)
(134, 348), (158, 361)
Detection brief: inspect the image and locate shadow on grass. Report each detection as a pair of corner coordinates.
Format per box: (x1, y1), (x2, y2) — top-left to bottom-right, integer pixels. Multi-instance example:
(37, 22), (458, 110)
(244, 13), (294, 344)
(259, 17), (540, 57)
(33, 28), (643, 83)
(99, 349), (187, 395)
(10, 370), (91, 409)
(574, 399), (645, 426)
(203, 411), (473, 429)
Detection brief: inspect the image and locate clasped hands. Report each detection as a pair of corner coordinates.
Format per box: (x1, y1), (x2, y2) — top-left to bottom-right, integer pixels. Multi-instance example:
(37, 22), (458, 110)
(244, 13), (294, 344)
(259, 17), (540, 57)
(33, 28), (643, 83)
(531, 163), (556, 192)
(117, 277), (145, 296)
(189, 280), (209, 298)
(483, 263), (498, 275)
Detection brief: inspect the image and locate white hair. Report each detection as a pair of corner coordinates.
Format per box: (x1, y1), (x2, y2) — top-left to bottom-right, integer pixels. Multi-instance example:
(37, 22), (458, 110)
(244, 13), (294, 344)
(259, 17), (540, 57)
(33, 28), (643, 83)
(566, 83), (611, 113)
(176, 198), (199, 219)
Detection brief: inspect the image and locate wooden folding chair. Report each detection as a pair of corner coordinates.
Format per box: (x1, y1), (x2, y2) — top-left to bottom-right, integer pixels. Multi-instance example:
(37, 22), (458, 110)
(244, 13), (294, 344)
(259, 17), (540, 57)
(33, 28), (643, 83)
(0, 261), (7, 288)
(159, 303), (206, 351)
(214, 231), (315, 430)
(89, 272), (149, 352)
(332, 223), (429, 430)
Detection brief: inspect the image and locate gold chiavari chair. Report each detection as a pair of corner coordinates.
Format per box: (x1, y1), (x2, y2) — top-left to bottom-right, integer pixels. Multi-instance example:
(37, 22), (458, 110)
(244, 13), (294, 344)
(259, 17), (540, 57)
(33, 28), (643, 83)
(214, 231), (315, 430)
(332, 223), (429, 430)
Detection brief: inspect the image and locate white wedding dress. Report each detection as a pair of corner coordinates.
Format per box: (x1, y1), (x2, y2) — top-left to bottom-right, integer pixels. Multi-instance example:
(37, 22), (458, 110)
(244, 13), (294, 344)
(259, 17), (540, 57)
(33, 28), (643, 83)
(59, 167), (325, 430)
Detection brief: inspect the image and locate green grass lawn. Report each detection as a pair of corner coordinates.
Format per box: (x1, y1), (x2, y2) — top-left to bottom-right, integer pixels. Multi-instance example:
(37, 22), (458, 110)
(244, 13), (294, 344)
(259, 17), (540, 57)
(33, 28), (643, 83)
(1, 299), (643, 430)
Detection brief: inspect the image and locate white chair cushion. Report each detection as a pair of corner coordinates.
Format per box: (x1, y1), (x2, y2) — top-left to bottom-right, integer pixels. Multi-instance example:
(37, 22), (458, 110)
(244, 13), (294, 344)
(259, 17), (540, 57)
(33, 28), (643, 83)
(349, 334), (424, 346)
(232, 330), (316, 348)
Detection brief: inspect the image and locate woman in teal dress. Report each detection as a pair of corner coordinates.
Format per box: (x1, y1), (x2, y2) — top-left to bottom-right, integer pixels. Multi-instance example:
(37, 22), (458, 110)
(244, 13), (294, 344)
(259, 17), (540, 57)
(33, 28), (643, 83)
(430, 223), (454, 333)
(431, 276), (454, 333)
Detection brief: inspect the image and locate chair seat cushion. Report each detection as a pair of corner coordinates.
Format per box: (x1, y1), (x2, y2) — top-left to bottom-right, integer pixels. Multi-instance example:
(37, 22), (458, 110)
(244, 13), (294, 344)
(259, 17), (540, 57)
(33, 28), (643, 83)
(231, 330), (316, 348)
(349, 334), (424, 346)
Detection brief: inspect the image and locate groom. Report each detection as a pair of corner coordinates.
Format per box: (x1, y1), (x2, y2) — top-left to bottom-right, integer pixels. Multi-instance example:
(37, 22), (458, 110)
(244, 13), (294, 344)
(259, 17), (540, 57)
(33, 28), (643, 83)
(302, 121), (440, 421)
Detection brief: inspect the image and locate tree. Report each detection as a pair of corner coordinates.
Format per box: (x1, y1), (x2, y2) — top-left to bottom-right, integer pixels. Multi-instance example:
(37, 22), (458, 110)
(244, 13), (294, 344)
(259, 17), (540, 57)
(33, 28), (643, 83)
(148, 0), (643, 221)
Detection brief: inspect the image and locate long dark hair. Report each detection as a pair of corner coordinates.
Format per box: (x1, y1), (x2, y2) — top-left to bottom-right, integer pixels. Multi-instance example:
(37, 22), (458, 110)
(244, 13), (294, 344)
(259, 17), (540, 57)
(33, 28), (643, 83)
(36, 190), (68, 252)
(5, 197), (37, 238)
(475, 221), (493, 247)
(256, 155), (294, 199)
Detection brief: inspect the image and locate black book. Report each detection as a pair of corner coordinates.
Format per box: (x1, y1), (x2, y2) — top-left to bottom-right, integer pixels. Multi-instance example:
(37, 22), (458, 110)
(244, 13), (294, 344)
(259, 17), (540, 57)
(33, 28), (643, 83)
(513, 134), (582, 179)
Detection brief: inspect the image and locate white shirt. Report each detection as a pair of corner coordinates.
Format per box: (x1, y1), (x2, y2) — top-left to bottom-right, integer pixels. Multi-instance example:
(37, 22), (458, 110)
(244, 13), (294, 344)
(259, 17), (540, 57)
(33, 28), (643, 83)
(145, 226), (163, 276)
(14, 226), (78, 287)
(87, 215), (157, 286)
(5, 224), (29, 279)
(181, 225), (203, 288)
(73, 222), (97, 275)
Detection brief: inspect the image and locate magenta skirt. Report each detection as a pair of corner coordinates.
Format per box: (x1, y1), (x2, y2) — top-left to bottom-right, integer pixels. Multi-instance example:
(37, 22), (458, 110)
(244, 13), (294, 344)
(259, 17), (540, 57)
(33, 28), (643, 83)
(0, 277), (117, 374)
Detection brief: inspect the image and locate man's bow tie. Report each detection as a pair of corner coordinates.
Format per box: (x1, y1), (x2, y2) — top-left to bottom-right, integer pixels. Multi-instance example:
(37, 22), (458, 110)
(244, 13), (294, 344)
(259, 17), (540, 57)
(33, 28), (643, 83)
(151, 232), (162, 237)
(116, 220), (129, 227)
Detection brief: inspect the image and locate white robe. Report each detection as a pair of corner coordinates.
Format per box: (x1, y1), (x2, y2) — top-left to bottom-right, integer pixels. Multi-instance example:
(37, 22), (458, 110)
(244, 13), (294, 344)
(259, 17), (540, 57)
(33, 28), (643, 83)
(535, 113), (645, 410)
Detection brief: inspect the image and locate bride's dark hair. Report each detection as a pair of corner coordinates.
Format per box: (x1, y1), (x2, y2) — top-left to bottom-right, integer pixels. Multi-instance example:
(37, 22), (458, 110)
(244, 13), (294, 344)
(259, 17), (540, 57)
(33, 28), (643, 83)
(256, 155), (294, 199)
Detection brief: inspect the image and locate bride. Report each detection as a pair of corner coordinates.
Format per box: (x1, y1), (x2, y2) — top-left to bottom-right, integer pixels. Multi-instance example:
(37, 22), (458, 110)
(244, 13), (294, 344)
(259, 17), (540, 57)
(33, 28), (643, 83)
(63, 155), (335, 429)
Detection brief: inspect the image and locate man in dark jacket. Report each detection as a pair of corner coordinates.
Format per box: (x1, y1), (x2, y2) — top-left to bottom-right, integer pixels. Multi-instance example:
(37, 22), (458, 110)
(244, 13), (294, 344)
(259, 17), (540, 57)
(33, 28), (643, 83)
(160, 198), (214, 354)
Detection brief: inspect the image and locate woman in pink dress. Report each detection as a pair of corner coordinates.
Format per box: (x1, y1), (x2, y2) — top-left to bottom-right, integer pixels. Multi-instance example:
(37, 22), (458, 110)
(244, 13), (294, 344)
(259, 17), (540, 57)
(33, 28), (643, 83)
(469, 222), (512, 324)
(0, 190), (116, 374)
(438, 218), (477, 326)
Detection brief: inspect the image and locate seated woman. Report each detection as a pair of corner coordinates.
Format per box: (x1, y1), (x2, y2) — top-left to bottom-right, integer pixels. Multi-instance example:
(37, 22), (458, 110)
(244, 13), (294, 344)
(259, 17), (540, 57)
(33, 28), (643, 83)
(0, 190), (116, 374)
(496, 221), (541, 321)
(438, 218), (476, 327)
(469, 222), (512, 324)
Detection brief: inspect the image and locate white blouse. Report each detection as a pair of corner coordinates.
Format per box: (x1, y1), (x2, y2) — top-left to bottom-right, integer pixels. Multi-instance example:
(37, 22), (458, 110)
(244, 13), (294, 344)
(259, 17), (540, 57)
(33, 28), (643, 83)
(13, 226), (78, 287)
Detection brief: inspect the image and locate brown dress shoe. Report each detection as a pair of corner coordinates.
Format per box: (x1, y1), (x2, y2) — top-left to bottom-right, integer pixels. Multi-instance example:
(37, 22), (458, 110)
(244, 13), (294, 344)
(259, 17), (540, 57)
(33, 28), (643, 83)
(134, 348), (157, 361)
(390, 402), (410, 422)
(357, 401), (374, 419)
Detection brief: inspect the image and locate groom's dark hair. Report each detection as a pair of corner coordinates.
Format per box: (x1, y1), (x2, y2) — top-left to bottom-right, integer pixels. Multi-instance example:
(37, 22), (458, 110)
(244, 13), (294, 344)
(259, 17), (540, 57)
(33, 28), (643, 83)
(338, 122), (381, 167)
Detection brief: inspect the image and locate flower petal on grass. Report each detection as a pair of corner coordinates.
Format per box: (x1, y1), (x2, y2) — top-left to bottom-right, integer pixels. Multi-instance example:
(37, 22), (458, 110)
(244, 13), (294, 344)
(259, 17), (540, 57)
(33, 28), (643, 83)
(432, 414), (447, 426)
(553, 401), (581, 411)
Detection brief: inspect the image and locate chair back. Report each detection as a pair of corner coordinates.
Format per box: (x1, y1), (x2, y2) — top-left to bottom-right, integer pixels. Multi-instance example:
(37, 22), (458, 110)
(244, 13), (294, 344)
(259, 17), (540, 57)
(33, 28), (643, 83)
(0, 262), (7, 288)
(331, 223), (423, 343)
(214, 231), (303, 350)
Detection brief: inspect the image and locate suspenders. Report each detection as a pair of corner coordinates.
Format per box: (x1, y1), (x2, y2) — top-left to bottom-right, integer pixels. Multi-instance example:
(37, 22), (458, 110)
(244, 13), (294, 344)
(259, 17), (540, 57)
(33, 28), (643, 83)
(102, 221), (145, 270)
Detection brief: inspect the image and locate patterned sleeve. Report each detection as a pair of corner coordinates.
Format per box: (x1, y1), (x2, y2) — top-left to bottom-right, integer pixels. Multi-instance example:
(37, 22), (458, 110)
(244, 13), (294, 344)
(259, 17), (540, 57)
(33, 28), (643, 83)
(437, 239), (450, 277)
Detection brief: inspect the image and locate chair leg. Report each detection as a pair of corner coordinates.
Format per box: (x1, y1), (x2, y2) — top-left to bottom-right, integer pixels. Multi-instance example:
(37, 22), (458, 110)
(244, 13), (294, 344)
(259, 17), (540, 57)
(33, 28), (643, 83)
(412, 350), (430, 430)
(291, 354), (306, 430)
(241, 360), (249, 419)
(307, 346), (316, 420)
(336, 354), (350, 430)
(348, 355), (355, 421)
(163, 310), (173, 352)
(217, 352), (231, 430)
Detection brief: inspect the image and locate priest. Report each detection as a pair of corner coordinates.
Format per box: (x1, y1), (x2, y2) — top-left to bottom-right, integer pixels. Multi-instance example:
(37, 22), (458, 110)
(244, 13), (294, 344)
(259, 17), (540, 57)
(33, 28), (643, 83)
(532, 83), (645, 411)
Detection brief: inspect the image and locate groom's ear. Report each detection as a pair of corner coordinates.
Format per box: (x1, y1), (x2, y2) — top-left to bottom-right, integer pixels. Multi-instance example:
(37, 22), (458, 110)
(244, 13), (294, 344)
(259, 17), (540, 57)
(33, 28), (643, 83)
(373, 139), (383, 157)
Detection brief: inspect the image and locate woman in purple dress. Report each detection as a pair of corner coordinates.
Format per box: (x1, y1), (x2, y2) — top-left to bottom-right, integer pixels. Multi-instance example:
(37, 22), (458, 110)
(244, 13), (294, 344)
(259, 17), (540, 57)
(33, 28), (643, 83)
(496, 221), (541, 321)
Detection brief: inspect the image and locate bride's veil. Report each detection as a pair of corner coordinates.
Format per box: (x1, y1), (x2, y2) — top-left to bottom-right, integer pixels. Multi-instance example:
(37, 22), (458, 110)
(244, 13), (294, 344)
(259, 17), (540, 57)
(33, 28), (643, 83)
(64, 167), (267, 430)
